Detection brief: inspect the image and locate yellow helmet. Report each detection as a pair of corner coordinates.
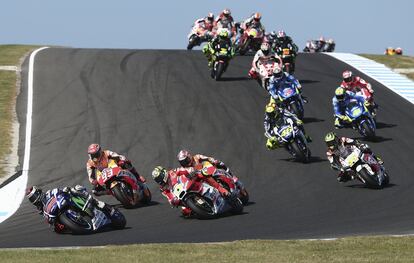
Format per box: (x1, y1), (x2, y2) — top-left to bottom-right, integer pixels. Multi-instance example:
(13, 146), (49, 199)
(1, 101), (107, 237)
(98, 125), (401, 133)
(335, 87), (346, 101)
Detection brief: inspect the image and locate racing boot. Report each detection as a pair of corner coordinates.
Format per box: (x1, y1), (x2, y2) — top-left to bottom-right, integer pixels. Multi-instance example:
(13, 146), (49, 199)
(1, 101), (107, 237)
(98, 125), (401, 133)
(337, 172), (353, 183)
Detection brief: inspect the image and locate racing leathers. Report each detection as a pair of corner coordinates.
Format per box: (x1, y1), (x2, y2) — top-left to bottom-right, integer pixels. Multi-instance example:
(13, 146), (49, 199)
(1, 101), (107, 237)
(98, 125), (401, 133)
(248, 49), (283, 80)
(240, 15), (265, 33)
(332, 91), (367, 128)
(264, 107), (310, 150)
(86, 149), (145, 195)
(192, 17), (214, 41)
(202, 35), (235, 68)
(33, 185), (115, 233)
(214, 13), (236, 37)
(274, 36), (299, 72)
(159, 167), (229, 217)
(268, 72), (303, 97)
(340, 76), (376, 114)
(326, 137), (382, 182)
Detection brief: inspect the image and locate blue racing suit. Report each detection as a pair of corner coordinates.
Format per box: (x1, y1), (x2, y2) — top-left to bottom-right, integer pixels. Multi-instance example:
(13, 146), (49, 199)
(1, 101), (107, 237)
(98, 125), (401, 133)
(268, 72), (302, 99)
(332, 91), (366, 128)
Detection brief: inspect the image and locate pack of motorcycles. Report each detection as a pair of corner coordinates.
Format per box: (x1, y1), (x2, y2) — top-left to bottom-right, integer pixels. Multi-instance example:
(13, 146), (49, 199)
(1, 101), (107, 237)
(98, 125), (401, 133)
(33, 18), (386, 235)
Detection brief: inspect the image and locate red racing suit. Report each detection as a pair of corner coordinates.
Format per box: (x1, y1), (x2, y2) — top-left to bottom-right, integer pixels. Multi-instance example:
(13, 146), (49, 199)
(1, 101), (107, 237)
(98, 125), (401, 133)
(213, 13), (236, 36)
(340, 76), (374, 103)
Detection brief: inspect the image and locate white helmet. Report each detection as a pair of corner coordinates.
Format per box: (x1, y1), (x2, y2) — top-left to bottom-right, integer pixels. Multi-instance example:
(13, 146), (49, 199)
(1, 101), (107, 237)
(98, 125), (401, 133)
(273, 66), (283, 79)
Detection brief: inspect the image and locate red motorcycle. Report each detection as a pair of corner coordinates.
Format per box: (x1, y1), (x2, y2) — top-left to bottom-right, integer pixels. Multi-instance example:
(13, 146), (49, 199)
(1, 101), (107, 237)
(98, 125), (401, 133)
(238, 27), (264, 55)
(172, 167), (244, 219)
(96, 160), (151, 208)
(187, 23), (212, 50)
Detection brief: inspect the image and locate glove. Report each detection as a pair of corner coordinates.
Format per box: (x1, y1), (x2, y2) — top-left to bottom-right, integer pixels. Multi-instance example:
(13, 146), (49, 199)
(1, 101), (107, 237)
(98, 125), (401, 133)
(364, 100), (370, 107)
(296, 119), (304, 126)
(218, 186), (229, 197)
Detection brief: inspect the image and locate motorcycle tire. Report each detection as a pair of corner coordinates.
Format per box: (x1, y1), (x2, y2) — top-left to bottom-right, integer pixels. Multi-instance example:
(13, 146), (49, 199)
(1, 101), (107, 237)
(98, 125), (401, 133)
(187, 35), (199, 50)
(58, 209), (93, 235)
(110, 208), (127, 230)
(383, 172), (390, 186)
(215, 62), (225, 81)
(239, 38), (251, 55)
(290, 102), (304, 120)
(228, 196), (244, 215)
(112, 182), (134, 208)
(141, 186), (152, 205)
(185, 194), (215, 219)
(358, 168), (382, 189)
(361, 121), (375, 139)
(290, 141), (308, 163)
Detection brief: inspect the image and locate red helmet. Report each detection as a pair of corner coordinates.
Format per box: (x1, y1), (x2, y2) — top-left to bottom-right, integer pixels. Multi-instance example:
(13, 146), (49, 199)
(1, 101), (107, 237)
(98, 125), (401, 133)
(253, 12), (262, 21)
(206, 12), (214, 21)
(223, 8), (231, 16)
(342, 70), (354, 83)
(88, 143), (102, 162)
(177, 149), (193, 167)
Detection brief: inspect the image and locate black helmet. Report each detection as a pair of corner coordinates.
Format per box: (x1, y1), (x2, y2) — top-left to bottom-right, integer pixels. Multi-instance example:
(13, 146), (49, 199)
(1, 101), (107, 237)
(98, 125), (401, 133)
(26, 186), (44, 209)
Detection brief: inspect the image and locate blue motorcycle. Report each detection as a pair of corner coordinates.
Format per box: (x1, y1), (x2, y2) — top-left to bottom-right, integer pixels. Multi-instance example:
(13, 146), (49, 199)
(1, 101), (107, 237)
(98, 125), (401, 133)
(42, 190), (126, 234)
(344, 100), (376, 138)
(273, 82), (305, 119)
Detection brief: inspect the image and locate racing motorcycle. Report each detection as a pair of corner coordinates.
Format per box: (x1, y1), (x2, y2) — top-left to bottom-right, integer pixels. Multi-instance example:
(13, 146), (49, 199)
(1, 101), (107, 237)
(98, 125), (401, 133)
(187, 23), (212, 50)
(197, 161), (249, 205)
(237, 27), (264, 55)
(272, 82), (305, 120)
(344, 100), (376, 139)
(272, 118), (311, 163)
(43, 190), (126, 234)
(303, 40), (323, 53)
(275, 45), (296, 74)
(211, 45), (233, 81)
(338, 146), (389, 189)
(96, 159), (151, 208)
(172, 170), (244, 219)
(257, 58), (280, 90)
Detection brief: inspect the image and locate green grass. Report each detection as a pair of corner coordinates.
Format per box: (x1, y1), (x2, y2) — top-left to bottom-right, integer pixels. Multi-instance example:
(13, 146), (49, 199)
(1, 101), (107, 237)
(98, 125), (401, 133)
(359, 54), (414, 81)
(0, 45), (38, 179)
(1, 236), (414, 263)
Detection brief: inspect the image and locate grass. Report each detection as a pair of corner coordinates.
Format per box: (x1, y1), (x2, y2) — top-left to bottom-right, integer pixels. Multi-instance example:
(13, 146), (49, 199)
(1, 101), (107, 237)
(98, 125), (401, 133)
(359, 54), (414, 80)
(1, 236), (414, 263)
(0, 45), (38, 179)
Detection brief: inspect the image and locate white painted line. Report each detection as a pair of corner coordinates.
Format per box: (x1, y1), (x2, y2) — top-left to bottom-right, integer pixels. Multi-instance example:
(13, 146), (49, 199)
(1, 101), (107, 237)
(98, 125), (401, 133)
(0, 47), (49, 224)
(0, 66), (18, 71)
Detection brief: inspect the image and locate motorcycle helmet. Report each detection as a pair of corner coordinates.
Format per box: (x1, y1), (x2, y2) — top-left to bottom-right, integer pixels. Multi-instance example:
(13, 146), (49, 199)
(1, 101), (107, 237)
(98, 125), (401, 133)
(26, 186), (44, 209)
(223, 8), (231, 17)
(277, 30), (286, 38)
(319, 36), (325, 42)
(342, 70), (354, 83)
(324, 132), (339, 149)
(206, 12), (214, 22)
(177, 149), (193, 167)
(152, 166), (168, 186)
(270, 31), (277, 39)
(253, 12), (262, 22)
(88, 143), (102, 162)
(218, 29), (229, 39)
(273, 66), (283, 80)
(260, 42), (270, 56)
(335, 87), (346, 101)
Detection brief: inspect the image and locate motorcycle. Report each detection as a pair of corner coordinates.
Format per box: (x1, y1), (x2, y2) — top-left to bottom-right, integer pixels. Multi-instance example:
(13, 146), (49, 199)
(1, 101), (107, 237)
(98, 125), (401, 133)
(272, 118), (311, 163)
(172, 171), (244, 219)
(187, 23), (212, 50)
(211, 45), (233, 81)
(96, 159), (151, 208)
(275, 45), (296, 74)
(353, 87), (377, 118)
(257, 58), (280, 90)
(344, 100), (376, 139)
(197, 161), (249, 205)
(43, 190), (126, 234)
(303, 40), (323, 53)
(338, 146), (389, 189)
(237, 27), (264, 55)
(272, 82), (305, 120)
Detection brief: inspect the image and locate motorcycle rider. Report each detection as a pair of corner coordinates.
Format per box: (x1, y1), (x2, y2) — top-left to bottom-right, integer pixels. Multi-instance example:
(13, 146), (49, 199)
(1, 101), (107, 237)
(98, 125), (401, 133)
(324, 132), (383, 182)
(202, 29), (235, 68)
(268, 66), (304, 100)
(239, 12), (265, 33)
(315, 36), (326, 52)
(340, 70), (377, 115)
(151, 165), (229, 217)
(86, 143), (146, 196)
(26, 185), (116, 233)
(264, 101), (311, 150)
(274, 30), (299, 53)
(213, 8), (236, 37)
(191, 12), (215, 41)
(176, 149), (232, 174)
(332, 87), (368, 129)
(248, 42), (282, 81)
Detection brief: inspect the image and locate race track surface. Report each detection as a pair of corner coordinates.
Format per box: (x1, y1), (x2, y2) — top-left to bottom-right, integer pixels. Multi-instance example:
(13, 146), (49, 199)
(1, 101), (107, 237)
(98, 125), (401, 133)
(0, 49), (413, 248)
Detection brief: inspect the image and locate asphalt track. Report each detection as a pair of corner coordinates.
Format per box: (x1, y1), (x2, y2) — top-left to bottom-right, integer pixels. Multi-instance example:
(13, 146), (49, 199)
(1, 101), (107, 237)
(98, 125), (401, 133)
(0, 49), (413, 248)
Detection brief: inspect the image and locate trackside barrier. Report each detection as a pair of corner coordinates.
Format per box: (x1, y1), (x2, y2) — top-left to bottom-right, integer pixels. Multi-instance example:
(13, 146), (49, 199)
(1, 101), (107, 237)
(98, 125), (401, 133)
(325, 53), (414, 105)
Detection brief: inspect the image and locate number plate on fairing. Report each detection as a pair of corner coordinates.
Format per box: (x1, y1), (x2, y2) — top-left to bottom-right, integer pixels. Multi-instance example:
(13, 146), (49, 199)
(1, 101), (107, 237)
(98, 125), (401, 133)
(92, 209), (109, 230)
(344, 151), (359, 167)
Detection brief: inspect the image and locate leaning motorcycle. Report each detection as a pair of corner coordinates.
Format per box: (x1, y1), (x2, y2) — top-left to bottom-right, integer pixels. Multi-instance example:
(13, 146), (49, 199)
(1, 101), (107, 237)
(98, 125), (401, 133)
(172, 172), (244, 219)
(272, 82), (305, 120)
(197, 161), (249, 205)
(187, 23), (212, 50)
(211, 46), (233, 81)
(257, 59), (279, 90)
(338, 147), (389, 189)
(238, 27), (264, 55)
(96, 159), (151, 208)
(43, 191), (126, 234)
(344, 100), (376, 139)
(272, 118), (311, 163)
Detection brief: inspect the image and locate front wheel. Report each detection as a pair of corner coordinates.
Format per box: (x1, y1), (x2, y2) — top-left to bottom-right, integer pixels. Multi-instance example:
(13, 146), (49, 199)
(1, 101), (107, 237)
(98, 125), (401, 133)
(289, 101), (303, 120)
(187, 35), (199, 50)
(112, 182), (134, 208)
(185, 194), (215, 219)
(215, 62), (225, 81)
(239, 38), (251, 55)
(110, 208), (127, 230)
(358, 168), (382, 189)
(360, 120), (375, 139)
(58, 209), (93, 235)
(290, 140), (309, 163)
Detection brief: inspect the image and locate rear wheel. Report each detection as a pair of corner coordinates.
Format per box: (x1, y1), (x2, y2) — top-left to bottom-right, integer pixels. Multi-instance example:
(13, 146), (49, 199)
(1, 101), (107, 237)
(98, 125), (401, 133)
(59, 209), (93, 235)
(112, 182), (134, 208)
(185, 194), (215, 219)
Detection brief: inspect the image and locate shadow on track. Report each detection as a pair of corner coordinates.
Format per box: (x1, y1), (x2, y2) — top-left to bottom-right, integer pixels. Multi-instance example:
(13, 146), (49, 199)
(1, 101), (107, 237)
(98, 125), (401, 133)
(345, 183), (397, 189)
(299, 79), (320, 84)
(279, 156), (326, 164)
(220, 76), (252, 82)
(356, 136), (393, 143)
(376, 122), (397, 129)
(303, 117), (325, 123)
